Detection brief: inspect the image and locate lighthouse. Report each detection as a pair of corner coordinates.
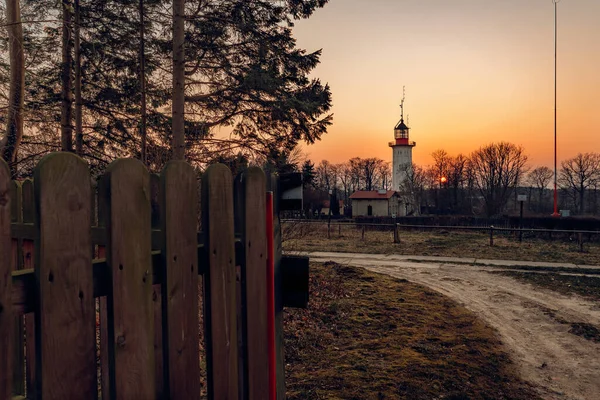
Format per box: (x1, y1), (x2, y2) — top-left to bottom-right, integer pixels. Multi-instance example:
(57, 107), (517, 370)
(389, 91), (416, 192)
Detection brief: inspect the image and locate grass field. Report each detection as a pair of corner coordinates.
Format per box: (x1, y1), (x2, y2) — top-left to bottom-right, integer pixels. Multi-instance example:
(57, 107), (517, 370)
(283, 221), (600, 265)
(283, 262), (540, 399)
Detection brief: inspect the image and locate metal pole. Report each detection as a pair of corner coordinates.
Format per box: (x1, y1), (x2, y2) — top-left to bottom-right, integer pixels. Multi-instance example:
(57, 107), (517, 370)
(552, 0), (560, 217)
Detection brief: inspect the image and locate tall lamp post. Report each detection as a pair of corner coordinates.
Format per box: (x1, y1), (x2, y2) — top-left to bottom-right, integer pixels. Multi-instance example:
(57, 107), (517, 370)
(552, 0), (561, 217)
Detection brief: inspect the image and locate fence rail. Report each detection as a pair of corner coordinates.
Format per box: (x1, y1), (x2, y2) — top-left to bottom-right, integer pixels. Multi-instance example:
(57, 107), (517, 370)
(0, 154), (283, 400)
(281, 219), (600, 250)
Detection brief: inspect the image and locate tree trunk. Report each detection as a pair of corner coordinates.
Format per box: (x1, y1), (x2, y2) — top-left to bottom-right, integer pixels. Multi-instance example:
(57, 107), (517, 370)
(580, 184), (585, 214)
(172, 0), (185, 160)
(139, 0), (147, 165)
(61, 0), (74, 152)
(74, 0), (83, 156)
(1, 0), (25, 173)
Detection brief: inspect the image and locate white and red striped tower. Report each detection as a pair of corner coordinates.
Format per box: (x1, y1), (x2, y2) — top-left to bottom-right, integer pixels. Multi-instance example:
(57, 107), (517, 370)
(389, 89), (416, 191)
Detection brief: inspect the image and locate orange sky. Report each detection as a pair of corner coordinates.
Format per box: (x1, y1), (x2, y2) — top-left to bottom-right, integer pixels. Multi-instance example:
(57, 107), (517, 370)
(292, 0), (600, 168)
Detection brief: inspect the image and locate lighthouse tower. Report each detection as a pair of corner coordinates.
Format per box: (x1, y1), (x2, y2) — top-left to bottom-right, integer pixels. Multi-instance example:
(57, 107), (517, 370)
(389, 91), (416, 192)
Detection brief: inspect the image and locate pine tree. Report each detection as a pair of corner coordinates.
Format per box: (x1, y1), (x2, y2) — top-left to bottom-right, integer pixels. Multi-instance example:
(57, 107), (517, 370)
(302, 159), (315, 187)
(1, 0), (333, 173)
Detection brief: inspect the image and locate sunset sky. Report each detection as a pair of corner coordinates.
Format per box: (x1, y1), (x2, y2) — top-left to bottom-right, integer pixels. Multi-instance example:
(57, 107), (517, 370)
(292, 0), (600, 168)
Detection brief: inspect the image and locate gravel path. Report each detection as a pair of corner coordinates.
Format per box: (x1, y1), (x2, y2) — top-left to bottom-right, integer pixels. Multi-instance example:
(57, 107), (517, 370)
(303, 252), (600, 400)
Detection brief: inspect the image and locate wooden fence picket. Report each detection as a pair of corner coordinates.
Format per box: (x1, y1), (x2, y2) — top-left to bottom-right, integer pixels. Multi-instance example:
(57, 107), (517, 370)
(33, 153), (96, 399)
(267, 173), (286, 400)
(0, 159), (13, 400)
(21, 178), (36, 398)
(96, 174), (110, 399)
(10, 180), (25, 396)
(236, 168), (269, 400)
(202, 164), (238, 399)
(103, 158), (154, 399)
(160, 161), (201, 399)
(150, 172), (165, 400)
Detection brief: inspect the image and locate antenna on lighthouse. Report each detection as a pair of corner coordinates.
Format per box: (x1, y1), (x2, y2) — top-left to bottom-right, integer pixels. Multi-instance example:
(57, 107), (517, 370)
(400, 86), (406, 120)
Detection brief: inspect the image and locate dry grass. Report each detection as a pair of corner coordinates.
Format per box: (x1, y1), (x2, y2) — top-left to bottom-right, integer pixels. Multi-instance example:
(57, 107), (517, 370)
(283, 222), (600, 265)
(284, 262), (540, 400)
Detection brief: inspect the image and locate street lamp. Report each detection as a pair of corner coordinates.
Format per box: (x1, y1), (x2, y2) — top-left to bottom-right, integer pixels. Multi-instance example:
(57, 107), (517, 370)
(552, 0), (561, 217)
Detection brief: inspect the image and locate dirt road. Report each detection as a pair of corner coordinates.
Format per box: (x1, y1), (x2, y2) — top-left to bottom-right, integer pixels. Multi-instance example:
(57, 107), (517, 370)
(303, 252), (600, 400)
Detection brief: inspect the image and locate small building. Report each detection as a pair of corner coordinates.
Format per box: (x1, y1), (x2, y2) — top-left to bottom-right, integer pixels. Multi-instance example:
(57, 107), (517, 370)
(349, 190), (401, 217)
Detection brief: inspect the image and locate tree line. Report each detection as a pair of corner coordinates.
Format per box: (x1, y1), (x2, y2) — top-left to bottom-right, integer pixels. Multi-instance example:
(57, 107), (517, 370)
(300, 157), (391, 215)
(298, 142), (600, 218)
(1, 0), (332, 176)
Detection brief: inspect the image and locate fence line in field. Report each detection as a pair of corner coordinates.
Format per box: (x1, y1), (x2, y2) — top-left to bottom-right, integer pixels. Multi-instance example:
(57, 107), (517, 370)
(281, 219), (599, 250)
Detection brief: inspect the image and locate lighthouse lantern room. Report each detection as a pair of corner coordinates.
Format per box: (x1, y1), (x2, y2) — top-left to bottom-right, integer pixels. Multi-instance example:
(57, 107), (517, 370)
(389, 88), (416, 192)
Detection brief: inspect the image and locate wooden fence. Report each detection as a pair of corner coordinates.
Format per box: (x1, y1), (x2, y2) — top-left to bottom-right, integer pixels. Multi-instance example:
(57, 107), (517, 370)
(0, 153), (284, 400)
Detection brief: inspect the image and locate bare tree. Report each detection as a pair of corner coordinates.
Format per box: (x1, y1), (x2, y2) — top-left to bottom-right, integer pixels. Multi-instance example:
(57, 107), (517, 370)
(376, 161), (391, 190)
(398, 163), (425, 215)
(315, 160), (336, 191)
(448, 154), (467, 211)
(337, 162), (352, 205)
(559, 153), (600, 214)
(431, 149), (450, 188)
(2, 0), (25, 171)
(348, 157), (362, 191)
(469, 142), (528, 217)
(527, 166), (553, 212)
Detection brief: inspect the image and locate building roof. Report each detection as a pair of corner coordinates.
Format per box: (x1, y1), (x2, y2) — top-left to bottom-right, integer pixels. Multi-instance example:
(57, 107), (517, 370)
(394, 119), (409, 131)
(322, 200), (344, 208)
(349, 190), (397, 200)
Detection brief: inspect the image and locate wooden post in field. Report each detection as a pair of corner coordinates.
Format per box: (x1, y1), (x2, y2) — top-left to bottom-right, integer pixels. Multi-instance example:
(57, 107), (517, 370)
(338, 223), (341, 237)
(578, 232), (584, 253)
(33, 153), (96, 398)
(362, 224), (365, 241)
(0, 159), (13, 400)
(489, 225), (494, 246)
